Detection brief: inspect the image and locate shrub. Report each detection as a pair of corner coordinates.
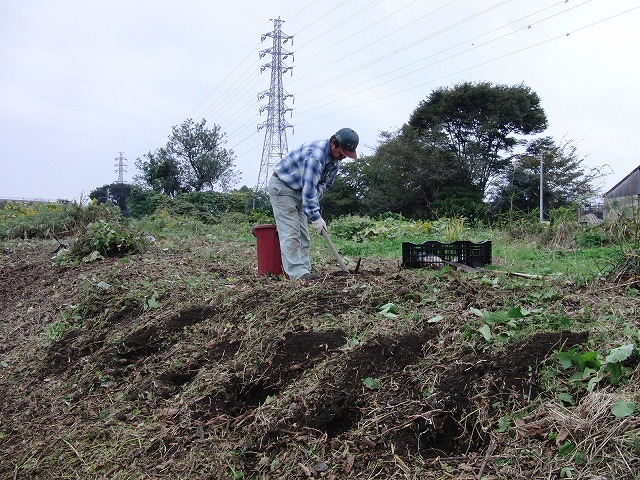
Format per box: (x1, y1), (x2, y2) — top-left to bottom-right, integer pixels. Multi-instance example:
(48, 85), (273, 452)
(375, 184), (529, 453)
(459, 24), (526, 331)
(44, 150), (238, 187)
(330, 214), (433, 241)
(575, 228), (611, 248)
(67, 220), (148, 260)
(0, 201), (121, 239)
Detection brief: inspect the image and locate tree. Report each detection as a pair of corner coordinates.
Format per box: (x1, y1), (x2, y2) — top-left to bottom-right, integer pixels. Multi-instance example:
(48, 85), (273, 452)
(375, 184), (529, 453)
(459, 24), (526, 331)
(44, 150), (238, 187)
(491, 137), (604, 217)
(408, 81), (548, 196)
(325, 127), (470, 219)
(136, 148), (184, 197)
(90, 183), (134, 215)
(430, 185), (485, 219)
(135, 119), (238, 196)
(320, 161), (363, 220)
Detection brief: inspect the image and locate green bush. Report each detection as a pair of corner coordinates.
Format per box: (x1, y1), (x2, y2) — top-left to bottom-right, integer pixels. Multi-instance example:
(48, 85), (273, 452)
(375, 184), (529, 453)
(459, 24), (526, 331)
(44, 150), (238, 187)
(0, 201), (121, 239)
(575, 228), (611, 247)
(128, 188), (163, 219)
(330, 214), (433, 241)
(67, 220), (148, 260)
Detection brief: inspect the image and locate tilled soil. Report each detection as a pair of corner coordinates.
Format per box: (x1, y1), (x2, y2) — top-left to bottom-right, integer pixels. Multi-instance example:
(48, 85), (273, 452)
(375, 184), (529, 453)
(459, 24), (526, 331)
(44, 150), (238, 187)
(0, 237), (637, 479)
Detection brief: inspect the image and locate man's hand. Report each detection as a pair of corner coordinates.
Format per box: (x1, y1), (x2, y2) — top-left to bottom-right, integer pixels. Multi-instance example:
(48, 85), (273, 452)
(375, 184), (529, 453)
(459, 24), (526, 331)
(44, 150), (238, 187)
(311, 218), (327, 234)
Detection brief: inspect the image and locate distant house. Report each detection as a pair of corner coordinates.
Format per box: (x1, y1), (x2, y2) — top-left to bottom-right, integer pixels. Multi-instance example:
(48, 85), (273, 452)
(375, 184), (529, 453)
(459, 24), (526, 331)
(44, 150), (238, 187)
(603, 165), (640, 218)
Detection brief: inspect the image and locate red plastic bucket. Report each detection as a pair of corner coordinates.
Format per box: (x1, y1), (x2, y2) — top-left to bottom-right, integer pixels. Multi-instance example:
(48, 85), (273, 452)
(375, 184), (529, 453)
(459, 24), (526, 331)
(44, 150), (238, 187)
(251, 224), (284, 275)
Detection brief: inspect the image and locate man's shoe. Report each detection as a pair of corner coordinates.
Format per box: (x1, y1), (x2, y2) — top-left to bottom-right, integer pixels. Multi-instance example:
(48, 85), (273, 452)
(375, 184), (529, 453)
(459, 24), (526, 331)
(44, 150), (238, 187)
(298, 273), (320, 280)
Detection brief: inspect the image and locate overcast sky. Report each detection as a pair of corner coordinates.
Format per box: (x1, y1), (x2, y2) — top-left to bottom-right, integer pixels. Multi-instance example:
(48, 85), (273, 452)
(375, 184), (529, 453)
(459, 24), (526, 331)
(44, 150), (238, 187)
(1, 0), (638, 202)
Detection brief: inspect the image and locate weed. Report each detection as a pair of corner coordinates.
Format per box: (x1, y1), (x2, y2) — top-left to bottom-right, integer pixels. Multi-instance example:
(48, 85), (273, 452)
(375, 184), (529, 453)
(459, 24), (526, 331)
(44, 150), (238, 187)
(44, 319), (71, 341)
(441, 216), (467, 242)
(68, 220), (148, 260)
(554, 343), (637, 393)
(362, 377), (381, 391)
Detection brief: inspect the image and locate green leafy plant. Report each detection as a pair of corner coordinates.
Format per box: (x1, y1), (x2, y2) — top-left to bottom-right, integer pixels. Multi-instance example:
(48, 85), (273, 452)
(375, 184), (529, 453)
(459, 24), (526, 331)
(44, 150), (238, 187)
(555, 343), (636, 392)
(330, 214), (433, 242)
(143, 292), (161, 312)
(574, 229), (611, 248)
(611, 400), (636, 419)
(377, 303), (399, 318)
(471, 306), (527, 342)
(45, 319), (71, 341)
(442, 216), (466, 242)
(69, 220), (148, 260)
(362, 377), (381, 390)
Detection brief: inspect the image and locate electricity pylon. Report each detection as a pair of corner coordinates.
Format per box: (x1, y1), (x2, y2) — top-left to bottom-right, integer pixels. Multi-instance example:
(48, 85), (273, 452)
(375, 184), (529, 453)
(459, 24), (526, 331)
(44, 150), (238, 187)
(114, 152), (127, 183)
(255, 17), (294, 192)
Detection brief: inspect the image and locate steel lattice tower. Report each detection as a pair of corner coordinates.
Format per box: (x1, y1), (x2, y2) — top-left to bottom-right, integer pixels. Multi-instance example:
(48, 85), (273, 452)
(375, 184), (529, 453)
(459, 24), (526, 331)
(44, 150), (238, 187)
(256, 18), (294, 192)
(114, 152), (127, 183)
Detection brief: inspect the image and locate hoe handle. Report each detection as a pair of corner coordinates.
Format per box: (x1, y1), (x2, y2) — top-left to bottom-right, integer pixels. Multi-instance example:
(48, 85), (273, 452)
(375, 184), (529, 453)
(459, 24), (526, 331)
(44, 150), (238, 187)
(321, 229), (350, 273)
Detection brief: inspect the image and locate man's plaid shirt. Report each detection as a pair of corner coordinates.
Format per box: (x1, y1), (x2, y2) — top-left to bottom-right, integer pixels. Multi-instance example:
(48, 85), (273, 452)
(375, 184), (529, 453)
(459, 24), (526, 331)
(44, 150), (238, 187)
(272, 139), (340, 221)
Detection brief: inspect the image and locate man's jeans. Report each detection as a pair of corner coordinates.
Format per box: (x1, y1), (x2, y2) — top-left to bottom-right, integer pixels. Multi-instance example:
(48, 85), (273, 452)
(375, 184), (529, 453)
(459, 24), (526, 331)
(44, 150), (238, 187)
(268, 175), (311, 280)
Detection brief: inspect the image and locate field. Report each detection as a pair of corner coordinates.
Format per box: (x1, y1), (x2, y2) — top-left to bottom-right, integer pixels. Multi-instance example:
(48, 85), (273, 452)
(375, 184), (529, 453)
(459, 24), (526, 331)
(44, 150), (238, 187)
(0, 212), (639, 479)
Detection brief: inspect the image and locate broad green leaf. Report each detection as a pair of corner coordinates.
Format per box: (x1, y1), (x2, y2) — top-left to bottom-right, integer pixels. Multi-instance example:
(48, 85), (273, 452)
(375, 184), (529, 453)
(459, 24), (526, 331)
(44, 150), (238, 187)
(586, 375), (600, 392)
(495, 332), (513, 342)
(610, 401), (636, 419)
(582, 367), (598, 380)
(362, 377), (381, 390)
(605, 344), (635, 364)
(378, 303), (398, 318)
(96, 281), (111, 290)
(558, 441), (575, 456)
(557, 315), (572, 326)
(576, 351), (600, 371)
(427, 314), (444, 323)
(556, 351), (575, 369)
(146, 292), (160, 310)
(559, 467), (574, 478)
(507, 307), (527, 318)
(605, 362), (624, 384)
(496, 415), (511, 432)
(484, 311), (511, 325)
(568, 371), (584, 383)
(470, 307), (484, 318)
(556, 392), (574, 405)
(478, 324), (492, 341)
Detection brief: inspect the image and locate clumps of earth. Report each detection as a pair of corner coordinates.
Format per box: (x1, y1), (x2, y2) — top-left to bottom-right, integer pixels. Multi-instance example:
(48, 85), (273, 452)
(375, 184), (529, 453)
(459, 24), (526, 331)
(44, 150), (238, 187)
(0, 238), (637, 479)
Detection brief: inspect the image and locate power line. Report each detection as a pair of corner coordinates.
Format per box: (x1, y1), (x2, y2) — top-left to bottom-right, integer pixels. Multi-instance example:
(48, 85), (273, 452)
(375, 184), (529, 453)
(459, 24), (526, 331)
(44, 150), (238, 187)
(292, 0), (387, 51)
(293, 4), (640, 126)
(295, 0), (594, 113)
(128, 1), (639, 180)
(293, 0), (422, 66)
(292, 0), (513, 91)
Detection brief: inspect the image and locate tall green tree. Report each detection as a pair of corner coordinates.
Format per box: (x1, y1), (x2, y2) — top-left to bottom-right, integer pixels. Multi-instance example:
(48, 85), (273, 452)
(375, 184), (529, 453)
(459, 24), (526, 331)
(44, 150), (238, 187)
(135, 119), (238, 196)
(136, 148), (184, 197)
(320, 162), (363, 220)
(408, 81), (548, 195)
(89, 183), (134, 214)
(492, 137), (604, 217)
(325, 127), (470, 219)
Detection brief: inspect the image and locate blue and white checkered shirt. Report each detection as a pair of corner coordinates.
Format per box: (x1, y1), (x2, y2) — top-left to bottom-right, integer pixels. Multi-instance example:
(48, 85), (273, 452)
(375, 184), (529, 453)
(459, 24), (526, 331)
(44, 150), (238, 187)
(273, 139), (340, 221)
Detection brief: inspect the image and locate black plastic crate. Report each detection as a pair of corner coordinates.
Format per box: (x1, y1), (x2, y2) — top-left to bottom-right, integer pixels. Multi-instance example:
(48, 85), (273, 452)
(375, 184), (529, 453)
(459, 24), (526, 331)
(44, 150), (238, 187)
(402, 240), (492, 269)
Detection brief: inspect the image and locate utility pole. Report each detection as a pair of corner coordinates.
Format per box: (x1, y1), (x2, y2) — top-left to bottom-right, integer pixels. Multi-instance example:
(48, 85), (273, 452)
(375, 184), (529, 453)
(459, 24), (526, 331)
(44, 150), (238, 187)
(115, 152), (127, 184)
(539, 152), (544, 222)
(255, 17), (294, 193)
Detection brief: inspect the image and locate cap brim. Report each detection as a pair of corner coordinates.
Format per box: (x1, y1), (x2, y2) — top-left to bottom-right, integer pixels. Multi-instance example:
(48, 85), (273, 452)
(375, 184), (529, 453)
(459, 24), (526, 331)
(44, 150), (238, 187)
(339, 146), (357, 159)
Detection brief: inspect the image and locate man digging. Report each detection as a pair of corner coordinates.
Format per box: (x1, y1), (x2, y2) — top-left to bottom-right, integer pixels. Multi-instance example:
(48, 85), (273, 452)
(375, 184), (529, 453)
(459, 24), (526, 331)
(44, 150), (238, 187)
(268, 127), (359, 281)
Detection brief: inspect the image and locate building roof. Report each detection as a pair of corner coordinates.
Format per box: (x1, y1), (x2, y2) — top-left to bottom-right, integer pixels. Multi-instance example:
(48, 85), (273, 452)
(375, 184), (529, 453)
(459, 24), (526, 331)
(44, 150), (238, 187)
(604, 165), (640, 197)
